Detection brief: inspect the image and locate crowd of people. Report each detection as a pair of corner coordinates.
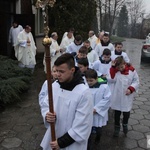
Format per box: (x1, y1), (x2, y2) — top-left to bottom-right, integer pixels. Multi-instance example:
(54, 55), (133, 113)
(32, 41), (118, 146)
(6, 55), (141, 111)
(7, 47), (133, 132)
(8, 22), (140, 149)
(38, 29), (140, 150)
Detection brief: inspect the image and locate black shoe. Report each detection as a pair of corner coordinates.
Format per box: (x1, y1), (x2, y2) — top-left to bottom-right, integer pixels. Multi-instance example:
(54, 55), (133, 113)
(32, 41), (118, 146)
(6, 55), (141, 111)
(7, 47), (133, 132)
(113, 125), (120, 137)
(123, 124), (128, 136)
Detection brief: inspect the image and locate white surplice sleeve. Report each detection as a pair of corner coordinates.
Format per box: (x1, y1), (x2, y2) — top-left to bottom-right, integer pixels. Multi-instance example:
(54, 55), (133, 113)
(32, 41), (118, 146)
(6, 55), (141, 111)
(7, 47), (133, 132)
(94, 84), (111, 117)
(68, 89), (93, 142)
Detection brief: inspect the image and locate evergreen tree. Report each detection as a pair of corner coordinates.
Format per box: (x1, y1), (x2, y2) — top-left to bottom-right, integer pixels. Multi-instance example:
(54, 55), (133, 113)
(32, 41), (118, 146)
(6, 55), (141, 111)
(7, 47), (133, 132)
(48, 0), (97, 42)
(117, 5), (128, 37)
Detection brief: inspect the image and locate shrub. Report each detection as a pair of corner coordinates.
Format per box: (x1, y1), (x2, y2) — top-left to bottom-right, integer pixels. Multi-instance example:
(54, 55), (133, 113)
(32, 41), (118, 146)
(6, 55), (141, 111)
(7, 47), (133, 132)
(0, 55), (32, 104)
(110, 35), (125, 44)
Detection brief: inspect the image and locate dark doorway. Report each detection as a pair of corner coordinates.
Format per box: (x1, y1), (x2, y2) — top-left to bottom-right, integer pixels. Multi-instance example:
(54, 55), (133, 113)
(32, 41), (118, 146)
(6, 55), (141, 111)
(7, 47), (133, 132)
(0, 0), (15, 56)
(0, 14), (35, 56)
(0, 14), (12, 56)
(14, 14), (35, 41)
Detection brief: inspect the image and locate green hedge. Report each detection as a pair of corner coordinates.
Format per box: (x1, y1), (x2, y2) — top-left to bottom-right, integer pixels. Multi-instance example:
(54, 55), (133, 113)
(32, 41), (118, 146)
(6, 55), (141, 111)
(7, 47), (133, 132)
(0, 55), (32, 104)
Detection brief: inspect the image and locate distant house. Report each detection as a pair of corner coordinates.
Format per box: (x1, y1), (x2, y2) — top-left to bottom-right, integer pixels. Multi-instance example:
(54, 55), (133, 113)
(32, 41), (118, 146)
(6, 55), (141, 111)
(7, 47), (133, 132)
(0, 0), (35, 56)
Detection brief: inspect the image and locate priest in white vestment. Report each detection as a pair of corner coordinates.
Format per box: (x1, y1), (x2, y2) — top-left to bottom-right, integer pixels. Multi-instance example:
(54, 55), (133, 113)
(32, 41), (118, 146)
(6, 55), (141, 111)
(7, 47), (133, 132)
(14, 25), (36, 69)
(60, 31), (74, 53)
(43, 32), (61, 73)
(8, 21), (23, 59)
(62, 27), (75, 40)
(88, 30), (98, 50)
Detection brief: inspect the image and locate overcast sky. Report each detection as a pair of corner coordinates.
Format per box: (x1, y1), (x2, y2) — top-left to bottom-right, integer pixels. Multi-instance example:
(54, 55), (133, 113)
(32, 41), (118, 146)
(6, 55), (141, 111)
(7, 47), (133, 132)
(143, 0), (150, 14)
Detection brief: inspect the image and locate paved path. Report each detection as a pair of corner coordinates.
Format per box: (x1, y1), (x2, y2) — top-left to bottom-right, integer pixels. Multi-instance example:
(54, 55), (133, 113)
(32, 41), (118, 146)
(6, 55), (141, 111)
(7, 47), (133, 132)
(0, 54), (46, 150)
(0, 39), (150, 150)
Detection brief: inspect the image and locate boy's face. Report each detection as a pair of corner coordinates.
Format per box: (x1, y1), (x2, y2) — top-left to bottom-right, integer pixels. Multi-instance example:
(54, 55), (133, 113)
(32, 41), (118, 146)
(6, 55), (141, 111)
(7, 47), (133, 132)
(84, 42), (90, 48)
(75, 40), (82, 45)
(116, 63), (125, 72)
(115, 44), (123, 52)
(102, 36), (109, 43)
(86, 78), (97, 87)
(103, 55), (111, 61)
(51, 66), (58, 79)
(55, 63), (75, 83)
(78, 64), (88, 73)
(77, 52), (87, 59)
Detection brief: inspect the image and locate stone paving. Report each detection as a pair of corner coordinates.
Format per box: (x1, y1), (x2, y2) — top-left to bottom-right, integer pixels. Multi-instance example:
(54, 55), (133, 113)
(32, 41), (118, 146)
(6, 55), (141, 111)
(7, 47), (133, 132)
(0, 39), (150, 150)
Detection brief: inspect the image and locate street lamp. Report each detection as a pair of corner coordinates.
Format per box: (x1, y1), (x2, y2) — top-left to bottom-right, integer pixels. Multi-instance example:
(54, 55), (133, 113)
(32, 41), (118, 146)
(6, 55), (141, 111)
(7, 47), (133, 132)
(35, 0), (56, 144)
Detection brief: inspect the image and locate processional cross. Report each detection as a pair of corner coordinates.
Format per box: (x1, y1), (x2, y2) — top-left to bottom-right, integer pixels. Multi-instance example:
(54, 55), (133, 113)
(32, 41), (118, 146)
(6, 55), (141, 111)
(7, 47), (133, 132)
(35, 0), (56, 144)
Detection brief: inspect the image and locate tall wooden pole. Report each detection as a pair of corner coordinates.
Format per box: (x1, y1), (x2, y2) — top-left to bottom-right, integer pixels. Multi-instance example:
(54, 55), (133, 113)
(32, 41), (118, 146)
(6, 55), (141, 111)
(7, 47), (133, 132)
(44, 43), (56, 141)
(36, 0), (56, 144)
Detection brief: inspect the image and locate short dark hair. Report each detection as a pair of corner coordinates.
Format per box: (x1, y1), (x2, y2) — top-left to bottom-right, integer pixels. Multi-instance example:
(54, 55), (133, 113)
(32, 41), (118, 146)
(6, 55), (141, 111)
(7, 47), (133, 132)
(85, 69), (98, 79)
(103, 33), (109, 37)
(78, 46), (88, 54)
(54, 53), (75, 69)
(115, 42), (123, 47)
(75, 35), (82, 41)
(68, 27), (75, 32)
(25, 25), (31, 29)
(102, 48), (111, 56)
(77, 58), (89, 67)
(13, 21), (18, 24)
(84, 40), (90, 44)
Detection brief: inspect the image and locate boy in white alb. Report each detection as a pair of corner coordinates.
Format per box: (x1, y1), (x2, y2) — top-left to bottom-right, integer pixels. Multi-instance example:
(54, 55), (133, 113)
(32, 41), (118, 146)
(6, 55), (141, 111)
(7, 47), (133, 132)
(77, 58), (89, 86)
(39, 53), (93, 150)
(66, 35), (83, 54)
(83, 40), (99, 64)
(74, 46), (92, 68)
(94, 33), (115, 57)
(111, 42), (130, 63)
(107, 56), (139, 137)
(92, 48), (111, 77)
(85, 69), (111, 149)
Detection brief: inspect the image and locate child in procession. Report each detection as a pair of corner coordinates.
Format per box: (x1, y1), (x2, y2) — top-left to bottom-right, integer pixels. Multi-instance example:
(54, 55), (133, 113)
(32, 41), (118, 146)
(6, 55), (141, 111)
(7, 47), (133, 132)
(39, 53), (93, 150)
(111, 42), (130, 63)
(74, 46), (88, 64)
(107, 56), (139, 137)
(92, 48), (111, 78)
(51, 65), (58, 82)
(85, 69), (111, 149)
(77, 58), (89, 86)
